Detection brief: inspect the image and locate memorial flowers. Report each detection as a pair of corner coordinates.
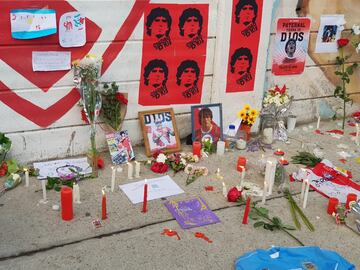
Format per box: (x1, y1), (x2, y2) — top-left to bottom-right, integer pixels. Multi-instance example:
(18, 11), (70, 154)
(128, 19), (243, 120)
(334, 38), (358, 129)
(237, 104), (259, 126)
(73, 54), (103, 177)
(0, 132), (11, 162)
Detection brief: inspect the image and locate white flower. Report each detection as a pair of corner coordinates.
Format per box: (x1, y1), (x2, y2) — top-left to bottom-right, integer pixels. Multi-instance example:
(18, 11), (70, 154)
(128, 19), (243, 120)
(184, 164), (195, 175)
(192, 155), (200, 163)
(156, 153), (167, 163)
(356, 43), (360, 54)
(352, 24), (360, 35)
(181, 158), (187, 165)
(12, 174), (21, 181)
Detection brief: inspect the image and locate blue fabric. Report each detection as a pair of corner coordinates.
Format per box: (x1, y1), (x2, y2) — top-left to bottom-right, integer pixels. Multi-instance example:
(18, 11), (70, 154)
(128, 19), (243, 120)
(235, 246), (355, 270)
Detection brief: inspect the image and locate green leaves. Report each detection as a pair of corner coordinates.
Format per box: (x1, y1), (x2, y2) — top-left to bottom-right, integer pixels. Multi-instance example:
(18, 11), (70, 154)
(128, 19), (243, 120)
(6, 159), (19, 176)
(46, 177), (74, 191)
(291, 152), (321, 167)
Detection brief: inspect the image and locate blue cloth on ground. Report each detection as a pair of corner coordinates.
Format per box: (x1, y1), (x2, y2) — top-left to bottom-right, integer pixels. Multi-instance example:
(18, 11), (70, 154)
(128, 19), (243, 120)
(235, 246), (355, 270)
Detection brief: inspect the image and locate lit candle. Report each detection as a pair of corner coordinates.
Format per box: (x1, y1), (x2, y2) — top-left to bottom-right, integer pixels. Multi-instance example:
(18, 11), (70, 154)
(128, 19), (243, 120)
(73, 182), (81, 204)
(135, 161), (141, 178)
(237, 156), (247, 172)
(236, 139), (247, 150)
(192, 141), (202, 158)
(222, 182), (227, 198)
(274, 149), (285, 156)
(102, 189), (107, 220)
(111, 166), (116, 192)
(61, 187), (73, 221)
(302, 179), (310, 209)
(127, 162), (133, 180)
(24, 168), (29, 187)
(40, 179), (47, 203)
(279, 157), (289, 165)
(216, 140), (225, 156)
(262, 181), (267, 204)
(216, 168), (223, 180)
(356, 123), (359, 146)
(316, 115), (321, 129)
(142, 179), (148, 213)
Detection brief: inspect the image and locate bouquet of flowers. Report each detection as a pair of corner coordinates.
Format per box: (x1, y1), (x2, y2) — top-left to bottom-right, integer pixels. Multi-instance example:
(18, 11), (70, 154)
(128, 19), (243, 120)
(0, 133), (11, 163)
(262, 85), (293, 141)
(351, 24), (360, 53)
(100, 82), (128, 132)
(150, 151), (199, 175)
(184, 164), (208, 185)
(73, 54), (103, 177)
(237, 104), (259, 126)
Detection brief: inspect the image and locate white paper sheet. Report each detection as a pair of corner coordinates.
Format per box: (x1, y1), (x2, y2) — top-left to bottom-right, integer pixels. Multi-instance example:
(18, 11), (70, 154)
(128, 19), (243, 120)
(59, 12), (86, 48)
(34, 157), (92, 179)
(119, 175), (184, 204)
(315, 15), (345, 53)
(32, 51), (71, 71)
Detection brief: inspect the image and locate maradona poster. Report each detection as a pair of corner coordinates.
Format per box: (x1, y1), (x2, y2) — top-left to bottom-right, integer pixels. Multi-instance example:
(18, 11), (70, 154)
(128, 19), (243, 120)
(272, 18), (311, 76)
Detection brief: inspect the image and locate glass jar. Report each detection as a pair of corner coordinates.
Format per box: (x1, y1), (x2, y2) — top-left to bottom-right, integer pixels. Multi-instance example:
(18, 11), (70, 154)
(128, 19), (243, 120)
(261, 114), (275, 145)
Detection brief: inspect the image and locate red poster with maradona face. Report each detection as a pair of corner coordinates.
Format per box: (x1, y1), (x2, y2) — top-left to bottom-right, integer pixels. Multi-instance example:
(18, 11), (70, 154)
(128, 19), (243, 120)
(139, 4), (208, 106)
(226, 0), (263, 93)
(272, 18), (311, 75)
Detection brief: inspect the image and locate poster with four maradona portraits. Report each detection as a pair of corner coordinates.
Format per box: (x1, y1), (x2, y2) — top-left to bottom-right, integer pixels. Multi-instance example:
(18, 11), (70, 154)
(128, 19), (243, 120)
(138, 4), (209, 106)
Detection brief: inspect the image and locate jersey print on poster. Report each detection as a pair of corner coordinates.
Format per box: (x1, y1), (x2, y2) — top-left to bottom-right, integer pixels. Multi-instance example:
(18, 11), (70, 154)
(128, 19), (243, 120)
(139, 4), (209, 106)
(272, 18), (311, 75)
(226, 0), (263, 93)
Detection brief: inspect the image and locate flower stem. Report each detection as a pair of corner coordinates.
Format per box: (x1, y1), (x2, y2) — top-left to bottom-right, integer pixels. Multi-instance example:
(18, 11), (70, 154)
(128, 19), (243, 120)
(341, 47), (346, 130)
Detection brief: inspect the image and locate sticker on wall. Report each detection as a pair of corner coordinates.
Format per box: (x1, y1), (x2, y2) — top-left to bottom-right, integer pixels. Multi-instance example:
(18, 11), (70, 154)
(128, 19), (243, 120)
(138, 4), (209, 106)
(59, 12), (86, 48)
(272, 18), (311, 76)
(32, 51), (71, 71)
(315, 15), (345, 53)
(226, 0), (263, 93)
(10, 9), (57, 39)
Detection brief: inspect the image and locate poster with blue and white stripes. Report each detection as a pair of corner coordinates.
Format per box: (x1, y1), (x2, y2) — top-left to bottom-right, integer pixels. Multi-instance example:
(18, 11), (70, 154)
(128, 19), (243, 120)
(10, 9), (56, 39)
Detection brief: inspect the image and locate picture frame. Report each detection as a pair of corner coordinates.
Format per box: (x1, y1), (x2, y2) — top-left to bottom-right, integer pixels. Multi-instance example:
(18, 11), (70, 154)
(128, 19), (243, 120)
(138, 108), (181, 157)
(191, 103), (223, 143)
(105, 130), (135, 165)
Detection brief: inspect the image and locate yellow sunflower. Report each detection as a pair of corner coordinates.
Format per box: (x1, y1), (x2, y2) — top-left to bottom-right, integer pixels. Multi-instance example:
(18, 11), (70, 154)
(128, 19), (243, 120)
(237, 109), (247, 120)
(249, 109), (257, 116)
(244, 104), (251, 111)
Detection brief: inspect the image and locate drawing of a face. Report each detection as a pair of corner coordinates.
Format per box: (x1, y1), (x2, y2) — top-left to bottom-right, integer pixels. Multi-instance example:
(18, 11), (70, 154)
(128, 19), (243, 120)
(183, 16), (200, 38)
(180, 68), (197, 87)
(148, 67), (165, 88)
(234, 55), (250, 75)
(239, 5), (255, 25)
(151, 16), (169, 38)
(285, 39), (296, 58)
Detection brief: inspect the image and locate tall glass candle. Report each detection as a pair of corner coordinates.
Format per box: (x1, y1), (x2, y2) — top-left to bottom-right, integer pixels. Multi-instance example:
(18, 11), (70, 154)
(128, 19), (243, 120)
(102, 189), (107, 220)
(192, 141), (202, 158)
(142, 179), (148, 213)
(61, 187), (73, 221)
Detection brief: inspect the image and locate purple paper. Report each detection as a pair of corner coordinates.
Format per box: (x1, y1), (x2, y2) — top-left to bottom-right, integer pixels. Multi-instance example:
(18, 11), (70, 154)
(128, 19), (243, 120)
(164, 196), (220, 229)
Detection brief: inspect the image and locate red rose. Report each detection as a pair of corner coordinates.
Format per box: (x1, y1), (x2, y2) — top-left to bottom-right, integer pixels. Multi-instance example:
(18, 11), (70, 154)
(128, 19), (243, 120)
(151, 162), (169, 173)
(115, 93), (128, 105)
(97, 157), (104, 169)
(337, 38), (349, 48)
(81, 109), (89, 124)
(0, 169), (6, 177)
(227, 187), (242, 202)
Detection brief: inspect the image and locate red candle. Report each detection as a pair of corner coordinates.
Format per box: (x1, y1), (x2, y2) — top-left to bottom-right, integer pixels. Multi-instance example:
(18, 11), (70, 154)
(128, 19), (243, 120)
(142, 179), (148, 213)
(327, 197), (339, 215)
(102, 190), (107, 220)
(237, 156), (247, 172)
(192, 141), (202, 158)
(274, 149), (285, 156)
(61, 187), (73, 221)
(346, 193), (357, 209)
(242, 197), (251, 224)
(279, 157), (289, 165)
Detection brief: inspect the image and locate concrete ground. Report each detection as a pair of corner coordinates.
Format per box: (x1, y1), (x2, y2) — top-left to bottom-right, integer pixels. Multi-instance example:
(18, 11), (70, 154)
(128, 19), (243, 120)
(0, 120), (359, 269)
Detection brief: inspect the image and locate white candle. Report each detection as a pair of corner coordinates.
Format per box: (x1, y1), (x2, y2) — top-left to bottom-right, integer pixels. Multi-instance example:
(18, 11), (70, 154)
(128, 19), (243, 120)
(262, 181), (267, 204)
(24, 168), (29, 187)
(41, 180), (47, 203)
(222, 182), (227, 198)
(356, 123), (359, 146)
(264, 158), (277, 195)
(262, 128), (274, 144)
(236, 139), (247, 150)
(111, 166), (116, 192)
(302, 179), (310, 209)
(73, 183), (81, 203)
(316, 115), (321, 129)
(135, 161), (141, 178)
(300, 179), (306, 202)
(216, 140), (225, 156)
(127, 162), (133, 180)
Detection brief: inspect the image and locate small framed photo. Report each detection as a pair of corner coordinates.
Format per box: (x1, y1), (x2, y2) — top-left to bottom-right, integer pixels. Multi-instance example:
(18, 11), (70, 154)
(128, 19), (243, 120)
(105, 130), (135, 165)
(139, 108), (181, 157)
(191, 103), (223, 143)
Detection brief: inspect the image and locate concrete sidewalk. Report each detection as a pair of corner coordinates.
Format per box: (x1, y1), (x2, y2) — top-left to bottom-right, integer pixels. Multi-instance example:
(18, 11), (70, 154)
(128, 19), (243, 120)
(0, 121), (359, 269)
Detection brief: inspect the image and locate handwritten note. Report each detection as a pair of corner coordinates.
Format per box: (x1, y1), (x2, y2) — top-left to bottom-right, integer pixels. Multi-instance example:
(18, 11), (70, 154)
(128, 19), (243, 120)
(32, 51), (71, 71)
(59, 12), (86, 48)
(10, 9), (56, 39)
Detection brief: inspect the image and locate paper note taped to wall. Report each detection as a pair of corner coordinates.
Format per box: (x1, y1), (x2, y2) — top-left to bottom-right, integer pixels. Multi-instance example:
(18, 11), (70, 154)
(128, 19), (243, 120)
(10, 9), (57, 39)
(32, 51), (71, 71)
(59, 12), (86, 48)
